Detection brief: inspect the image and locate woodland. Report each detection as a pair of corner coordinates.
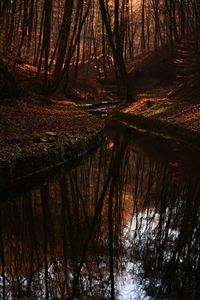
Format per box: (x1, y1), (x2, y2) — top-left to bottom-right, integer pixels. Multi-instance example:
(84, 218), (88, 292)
(1, 2), (200, 299)
(0, 0), (200, 160)
(0, 0), (199, 102)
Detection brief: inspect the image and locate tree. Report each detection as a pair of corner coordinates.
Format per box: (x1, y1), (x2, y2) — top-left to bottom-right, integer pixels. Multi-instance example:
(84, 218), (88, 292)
(99, 0), (132, 103)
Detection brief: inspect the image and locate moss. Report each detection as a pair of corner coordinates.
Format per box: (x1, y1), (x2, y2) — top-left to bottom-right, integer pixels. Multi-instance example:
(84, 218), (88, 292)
(47, 148), (59, 165)
(0, 130), (103, 194)
(0, 162), (7, 190)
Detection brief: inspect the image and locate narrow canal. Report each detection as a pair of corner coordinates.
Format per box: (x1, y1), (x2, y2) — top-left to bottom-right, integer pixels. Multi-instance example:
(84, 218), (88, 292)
(0, 122), (200, 299)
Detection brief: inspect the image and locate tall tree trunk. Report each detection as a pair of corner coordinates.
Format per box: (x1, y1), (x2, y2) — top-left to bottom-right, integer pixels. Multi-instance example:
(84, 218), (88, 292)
(141, 0), (146, 52)
(53, 0), (74, 79)
(42, 0), (52, 103)
(99, 0), (132, 103)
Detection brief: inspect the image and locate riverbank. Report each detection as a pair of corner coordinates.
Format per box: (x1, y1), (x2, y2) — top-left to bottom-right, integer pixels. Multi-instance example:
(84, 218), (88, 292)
(1, 83), (200, 191)
(113, 86), (200, 149)
(0, 99), (103, 190)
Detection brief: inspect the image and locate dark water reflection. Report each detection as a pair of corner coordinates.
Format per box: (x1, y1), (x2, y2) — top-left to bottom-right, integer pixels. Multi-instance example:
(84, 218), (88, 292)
(1, 123), (200, 299)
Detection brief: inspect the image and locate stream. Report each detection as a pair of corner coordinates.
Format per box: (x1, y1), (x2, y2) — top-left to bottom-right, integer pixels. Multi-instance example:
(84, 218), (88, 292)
(0, 122), (200, 299)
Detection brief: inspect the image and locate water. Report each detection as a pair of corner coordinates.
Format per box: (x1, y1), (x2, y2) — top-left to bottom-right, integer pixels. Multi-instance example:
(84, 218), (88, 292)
(0, 122), (200, 299)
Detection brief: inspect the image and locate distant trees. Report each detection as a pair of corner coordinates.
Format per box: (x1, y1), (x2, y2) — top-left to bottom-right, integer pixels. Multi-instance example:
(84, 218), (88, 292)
(0, 0), (199, 101)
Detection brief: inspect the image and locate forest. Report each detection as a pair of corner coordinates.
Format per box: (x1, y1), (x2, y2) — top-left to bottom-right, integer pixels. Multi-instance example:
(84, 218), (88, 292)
(0, 0), (199, 103)
(0, 1), (200, 299)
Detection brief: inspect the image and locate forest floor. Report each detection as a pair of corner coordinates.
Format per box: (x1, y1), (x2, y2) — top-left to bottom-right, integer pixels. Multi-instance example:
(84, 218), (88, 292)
(0, 99), (103, 163)
(121, 40), (200, 137)
(123, 86), (200, 132)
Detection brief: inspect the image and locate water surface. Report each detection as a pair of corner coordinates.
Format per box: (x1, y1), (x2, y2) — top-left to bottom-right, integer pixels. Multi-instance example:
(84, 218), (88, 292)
(0, 123), (200, 299)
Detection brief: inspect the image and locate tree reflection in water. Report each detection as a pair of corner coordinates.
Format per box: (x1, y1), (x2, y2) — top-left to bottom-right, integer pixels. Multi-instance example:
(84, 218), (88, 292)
(0, 124), (200, 299)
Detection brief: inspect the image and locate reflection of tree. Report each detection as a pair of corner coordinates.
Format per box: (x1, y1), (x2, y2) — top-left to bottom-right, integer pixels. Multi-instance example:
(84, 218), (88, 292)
(1, 126), (200, 299)
(0, 133), (129, 298)
(130, 159), (200, 299)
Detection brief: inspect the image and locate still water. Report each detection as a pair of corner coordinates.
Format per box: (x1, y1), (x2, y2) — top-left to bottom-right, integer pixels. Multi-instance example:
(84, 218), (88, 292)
(0, 122), (200, 299)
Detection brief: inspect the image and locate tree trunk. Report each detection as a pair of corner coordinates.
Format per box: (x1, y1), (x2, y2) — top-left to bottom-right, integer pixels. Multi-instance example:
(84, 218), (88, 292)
(99, 0), (132, 103)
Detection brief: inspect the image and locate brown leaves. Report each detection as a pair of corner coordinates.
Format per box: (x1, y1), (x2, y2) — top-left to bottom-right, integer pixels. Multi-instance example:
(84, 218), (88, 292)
(0, 100), (102, 161)
(124, 86), (200, 132)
